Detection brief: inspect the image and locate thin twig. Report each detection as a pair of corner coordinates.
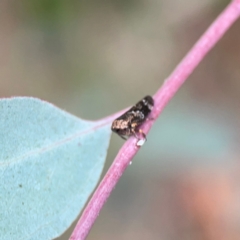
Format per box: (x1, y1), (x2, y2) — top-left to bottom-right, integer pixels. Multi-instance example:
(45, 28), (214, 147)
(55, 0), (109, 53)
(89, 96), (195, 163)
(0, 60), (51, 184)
(70, 1), (240, 239)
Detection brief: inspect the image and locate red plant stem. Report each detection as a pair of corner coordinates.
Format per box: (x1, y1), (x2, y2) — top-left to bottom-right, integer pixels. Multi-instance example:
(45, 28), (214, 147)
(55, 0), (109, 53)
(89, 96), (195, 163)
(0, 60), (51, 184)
(70, 1), (240, 239)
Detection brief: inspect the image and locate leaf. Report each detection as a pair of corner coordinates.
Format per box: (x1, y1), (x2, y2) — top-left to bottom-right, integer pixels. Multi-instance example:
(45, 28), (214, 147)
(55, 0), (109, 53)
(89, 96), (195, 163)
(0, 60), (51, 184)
(0, 97), (111, 240)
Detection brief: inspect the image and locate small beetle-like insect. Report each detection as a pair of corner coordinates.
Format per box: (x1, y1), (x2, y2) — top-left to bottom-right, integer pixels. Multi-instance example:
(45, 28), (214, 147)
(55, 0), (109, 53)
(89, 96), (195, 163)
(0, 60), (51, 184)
(111, 95), (154, 141)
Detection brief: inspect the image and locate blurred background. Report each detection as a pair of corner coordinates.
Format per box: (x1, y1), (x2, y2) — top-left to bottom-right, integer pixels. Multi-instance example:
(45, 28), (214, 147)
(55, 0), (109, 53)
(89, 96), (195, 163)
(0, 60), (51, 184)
(1, 0), (240, 239)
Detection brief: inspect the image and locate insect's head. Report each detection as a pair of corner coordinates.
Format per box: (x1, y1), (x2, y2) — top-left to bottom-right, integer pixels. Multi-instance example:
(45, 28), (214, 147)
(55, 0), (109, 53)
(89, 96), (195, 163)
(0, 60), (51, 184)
(142, 95), (154, 109)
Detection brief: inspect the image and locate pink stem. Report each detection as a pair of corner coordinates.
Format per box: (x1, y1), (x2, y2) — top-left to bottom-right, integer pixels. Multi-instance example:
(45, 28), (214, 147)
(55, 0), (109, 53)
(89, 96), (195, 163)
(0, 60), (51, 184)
(70, 1), (240, 239)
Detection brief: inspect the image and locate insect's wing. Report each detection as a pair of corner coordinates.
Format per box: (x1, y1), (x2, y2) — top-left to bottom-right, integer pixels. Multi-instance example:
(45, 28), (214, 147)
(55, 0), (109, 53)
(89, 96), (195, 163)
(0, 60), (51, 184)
(134, 96), (154, 114)
(127, 106), (145, 125)
(130, 96), (154, 125)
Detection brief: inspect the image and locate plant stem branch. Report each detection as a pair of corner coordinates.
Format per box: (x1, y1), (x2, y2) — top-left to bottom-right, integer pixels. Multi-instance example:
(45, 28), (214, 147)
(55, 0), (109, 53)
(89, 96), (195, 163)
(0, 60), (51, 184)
(70, 1), (240, 239)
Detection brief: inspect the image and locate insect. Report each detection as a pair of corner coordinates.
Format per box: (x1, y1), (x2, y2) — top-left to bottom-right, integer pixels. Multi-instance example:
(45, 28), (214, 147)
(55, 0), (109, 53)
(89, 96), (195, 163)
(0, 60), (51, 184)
(111, 95), (154, 142)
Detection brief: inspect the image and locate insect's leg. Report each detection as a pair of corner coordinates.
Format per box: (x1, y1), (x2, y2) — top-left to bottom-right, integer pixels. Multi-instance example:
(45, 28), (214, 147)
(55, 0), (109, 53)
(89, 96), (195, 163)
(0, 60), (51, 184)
(131, 128), (147, 141)
(138, 129), (147, 141)
(130, 128), (139, 139)
(120, 135), (128, 140)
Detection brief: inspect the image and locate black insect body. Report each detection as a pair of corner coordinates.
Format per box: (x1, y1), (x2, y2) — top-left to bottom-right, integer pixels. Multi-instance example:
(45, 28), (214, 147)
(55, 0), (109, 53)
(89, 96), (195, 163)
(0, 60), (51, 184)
(111, 95), (154, 141)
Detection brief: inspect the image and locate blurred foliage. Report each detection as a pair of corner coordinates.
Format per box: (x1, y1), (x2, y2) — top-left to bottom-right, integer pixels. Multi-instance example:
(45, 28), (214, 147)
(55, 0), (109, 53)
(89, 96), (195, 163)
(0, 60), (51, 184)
(19, 0), (81, 24)
(18, 0), (142, 25)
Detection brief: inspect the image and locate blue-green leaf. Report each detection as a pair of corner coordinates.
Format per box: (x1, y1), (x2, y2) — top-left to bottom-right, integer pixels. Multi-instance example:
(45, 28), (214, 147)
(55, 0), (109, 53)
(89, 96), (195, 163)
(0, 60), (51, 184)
(0, 97), (111, 240)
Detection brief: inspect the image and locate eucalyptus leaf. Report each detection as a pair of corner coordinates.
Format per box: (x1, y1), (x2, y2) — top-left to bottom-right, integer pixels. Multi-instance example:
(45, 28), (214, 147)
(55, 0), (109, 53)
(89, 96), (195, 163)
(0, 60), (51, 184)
(0, 97), (111, 240)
